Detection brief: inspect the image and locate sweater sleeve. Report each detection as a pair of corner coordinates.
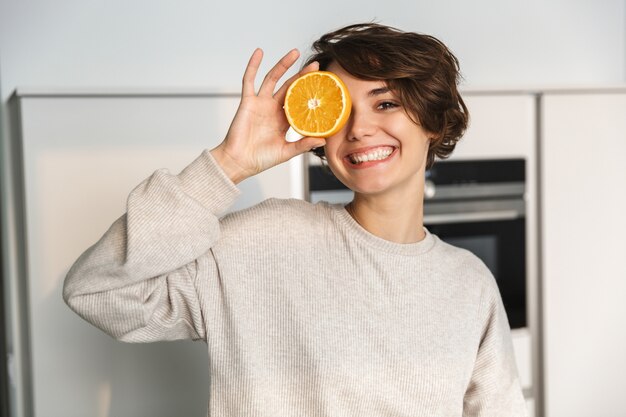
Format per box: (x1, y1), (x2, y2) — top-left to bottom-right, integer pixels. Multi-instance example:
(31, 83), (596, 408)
(463, 279), (528, 417)
(63, 149), (240, 343)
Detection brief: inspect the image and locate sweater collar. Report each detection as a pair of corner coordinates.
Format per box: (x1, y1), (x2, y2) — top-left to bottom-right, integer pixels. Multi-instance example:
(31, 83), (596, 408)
(330, 203), (436, 256)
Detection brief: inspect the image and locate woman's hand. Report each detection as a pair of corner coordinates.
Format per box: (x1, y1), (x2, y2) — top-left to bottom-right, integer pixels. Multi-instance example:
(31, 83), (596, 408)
(211, 48), (326, 184)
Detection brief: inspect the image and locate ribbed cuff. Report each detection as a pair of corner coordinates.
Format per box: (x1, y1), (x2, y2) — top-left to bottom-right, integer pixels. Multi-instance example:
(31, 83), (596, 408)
(177, 149), (241, 217)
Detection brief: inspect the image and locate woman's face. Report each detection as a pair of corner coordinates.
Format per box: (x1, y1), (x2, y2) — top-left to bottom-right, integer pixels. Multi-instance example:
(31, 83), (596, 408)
(324, 63), (432, 198)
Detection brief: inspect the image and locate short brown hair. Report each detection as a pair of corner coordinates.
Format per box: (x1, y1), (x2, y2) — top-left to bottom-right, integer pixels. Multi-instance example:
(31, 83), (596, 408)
(304, 23), (469, 170)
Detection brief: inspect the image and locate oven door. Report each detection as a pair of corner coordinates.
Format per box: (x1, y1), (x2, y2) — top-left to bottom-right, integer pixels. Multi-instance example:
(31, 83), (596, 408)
(424, 200), (527, 329)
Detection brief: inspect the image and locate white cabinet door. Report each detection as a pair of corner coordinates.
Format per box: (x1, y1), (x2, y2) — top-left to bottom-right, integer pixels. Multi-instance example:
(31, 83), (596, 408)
(541, 92), (626, 417)
(16, 92), (299, 417)
(456, 94), (536, 160)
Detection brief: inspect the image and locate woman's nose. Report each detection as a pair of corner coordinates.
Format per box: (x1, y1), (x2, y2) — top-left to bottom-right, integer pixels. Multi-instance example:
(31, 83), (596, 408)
(345, 109), (376, 141)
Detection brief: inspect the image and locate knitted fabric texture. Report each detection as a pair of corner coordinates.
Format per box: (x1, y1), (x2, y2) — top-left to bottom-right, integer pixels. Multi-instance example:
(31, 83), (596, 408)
(64, 149), (527, 417)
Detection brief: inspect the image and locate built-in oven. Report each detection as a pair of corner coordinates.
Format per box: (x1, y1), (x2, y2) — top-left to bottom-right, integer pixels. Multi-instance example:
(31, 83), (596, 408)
(423, 159), (526, 329)
(307, 157), (527, 329)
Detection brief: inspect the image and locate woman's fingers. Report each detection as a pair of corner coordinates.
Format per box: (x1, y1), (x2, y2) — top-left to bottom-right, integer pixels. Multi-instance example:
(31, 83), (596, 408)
(258, 49), (300, 97)
(273, 60), (320, 104)
(242, 48), (312, 100)
(242, 48), (264, 97)
(283, 136), (326, 161)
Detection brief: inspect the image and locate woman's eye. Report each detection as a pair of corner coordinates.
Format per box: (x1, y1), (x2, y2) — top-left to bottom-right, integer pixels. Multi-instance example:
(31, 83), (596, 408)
(377, 101), (399, 110)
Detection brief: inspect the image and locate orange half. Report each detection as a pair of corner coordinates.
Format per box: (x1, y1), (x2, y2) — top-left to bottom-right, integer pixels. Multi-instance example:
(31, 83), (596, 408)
(284, 71), (352, 138)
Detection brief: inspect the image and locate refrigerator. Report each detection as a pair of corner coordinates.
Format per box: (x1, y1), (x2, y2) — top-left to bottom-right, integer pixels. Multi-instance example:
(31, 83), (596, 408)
(1, 88), (303, 417)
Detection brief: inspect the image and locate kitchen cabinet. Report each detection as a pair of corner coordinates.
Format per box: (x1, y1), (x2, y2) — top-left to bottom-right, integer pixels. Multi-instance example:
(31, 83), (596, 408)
(540, 91), (626, 417)
(10, 89), (301, 417)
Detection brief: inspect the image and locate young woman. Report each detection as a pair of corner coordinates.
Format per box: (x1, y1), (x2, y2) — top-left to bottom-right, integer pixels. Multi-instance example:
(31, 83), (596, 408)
(64, 23), (527, 416)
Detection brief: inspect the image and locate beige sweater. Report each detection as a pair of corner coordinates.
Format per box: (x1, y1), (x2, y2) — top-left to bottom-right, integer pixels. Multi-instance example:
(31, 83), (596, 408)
(63, 149), (527, 417)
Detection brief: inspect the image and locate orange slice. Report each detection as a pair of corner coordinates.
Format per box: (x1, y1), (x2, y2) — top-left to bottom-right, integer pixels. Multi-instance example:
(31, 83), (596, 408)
(284, 71), (352, 138)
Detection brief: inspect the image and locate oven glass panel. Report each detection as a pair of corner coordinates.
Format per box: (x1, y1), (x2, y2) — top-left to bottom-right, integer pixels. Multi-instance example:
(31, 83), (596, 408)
(426, 218), (526, 329)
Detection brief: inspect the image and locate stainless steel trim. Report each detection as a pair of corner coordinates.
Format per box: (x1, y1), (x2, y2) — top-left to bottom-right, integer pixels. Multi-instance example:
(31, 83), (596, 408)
(534, 93), (546, 417)
(425, 182), (525, 200)
(2, 94), (34, 417)
(424, 209), (521, 224)
(424, 198), (526, 217)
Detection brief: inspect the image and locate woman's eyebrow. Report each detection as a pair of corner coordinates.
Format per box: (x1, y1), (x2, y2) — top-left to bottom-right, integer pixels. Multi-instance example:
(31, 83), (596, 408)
(368, 87), (391, 97)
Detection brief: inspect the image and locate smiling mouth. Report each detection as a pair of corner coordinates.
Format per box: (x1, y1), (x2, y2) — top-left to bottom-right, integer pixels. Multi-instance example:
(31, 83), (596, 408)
(346, 146), (396, 165)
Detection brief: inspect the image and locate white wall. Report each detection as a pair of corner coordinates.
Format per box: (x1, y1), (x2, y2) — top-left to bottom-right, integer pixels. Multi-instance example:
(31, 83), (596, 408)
(1, 1), (624, 162)
(0, 0), (624, 101)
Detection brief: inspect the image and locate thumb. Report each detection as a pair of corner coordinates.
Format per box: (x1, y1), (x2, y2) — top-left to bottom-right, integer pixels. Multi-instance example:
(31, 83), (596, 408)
(284, 137), (326, 159)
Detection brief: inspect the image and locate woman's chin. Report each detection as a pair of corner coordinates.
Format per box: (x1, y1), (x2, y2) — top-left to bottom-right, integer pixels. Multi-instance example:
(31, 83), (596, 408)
(328, 166), (395, 196)
(348, 181), (391, 197)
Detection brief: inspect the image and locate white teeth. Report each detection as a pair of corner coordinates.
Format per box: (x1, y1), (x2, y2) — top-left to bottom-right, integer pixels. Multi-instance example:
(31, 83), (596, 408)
(349, 147), (393, 164)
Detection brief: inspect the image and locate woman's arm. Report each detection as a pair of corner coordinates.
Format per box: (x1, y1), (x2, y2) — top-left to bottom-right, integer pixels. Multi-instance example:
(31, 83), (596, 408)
(63, 150), (239, 342)
(63, 48), (325, 342)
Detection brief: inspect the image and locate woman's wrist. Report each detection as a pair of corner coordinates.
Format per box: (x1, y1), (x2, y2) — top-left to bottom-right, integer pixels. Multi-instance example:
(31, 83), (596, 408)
(209, 144), (251, 185)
